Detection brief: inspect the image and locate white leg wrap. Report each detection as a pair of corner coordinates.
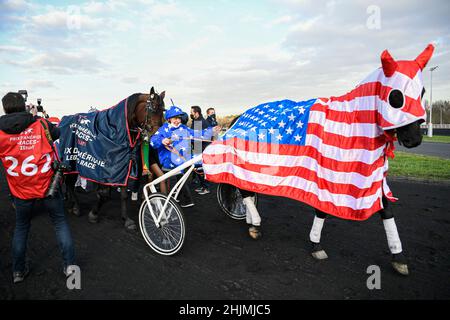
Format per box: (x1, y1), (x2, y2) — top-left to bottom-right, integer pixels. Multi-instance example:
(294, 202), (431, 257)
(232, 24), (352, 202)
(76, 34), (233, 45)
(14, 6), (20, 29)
(309, 216), (325, 244)
(245, 197), (254, 224)
(243, 196), (261, 226)
(383, 218), (402, 254)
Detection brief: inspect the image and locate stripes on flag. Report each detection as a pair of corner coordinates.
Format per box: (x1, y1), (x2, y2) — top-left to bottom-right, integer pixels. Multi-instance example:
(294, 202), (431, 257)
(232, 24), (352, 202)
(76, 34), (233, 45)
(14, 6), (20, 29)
(203, 94), (394, 221)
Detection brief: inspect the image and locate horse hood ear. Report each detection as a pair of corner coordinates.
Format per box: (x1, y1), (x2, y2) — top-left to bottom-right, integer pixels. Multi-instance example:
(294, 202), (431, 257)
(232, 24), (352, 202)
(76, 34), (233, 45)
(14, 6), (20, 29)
(415, 44), (435, 70)
(160, 91), (166, 100)
(150, 87), (155, 95)
(381, 49), (398, 77)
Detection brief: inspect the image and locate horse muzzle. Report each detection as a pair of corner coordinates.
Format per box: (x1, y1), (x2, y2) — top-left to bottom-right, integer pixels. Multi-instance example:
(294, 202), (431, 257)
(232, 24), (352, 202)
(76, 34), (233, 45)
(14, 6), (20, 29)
(396, 120), (424, 148)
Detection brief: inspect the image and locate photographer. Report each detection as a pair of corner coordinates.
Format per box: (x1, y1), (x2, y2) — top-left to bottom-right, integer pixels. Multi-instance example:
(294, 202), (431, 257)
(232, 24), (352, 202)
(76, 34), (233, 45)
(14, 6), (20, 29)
(0, 92), (75, 284)
(29, 98), (49, 119)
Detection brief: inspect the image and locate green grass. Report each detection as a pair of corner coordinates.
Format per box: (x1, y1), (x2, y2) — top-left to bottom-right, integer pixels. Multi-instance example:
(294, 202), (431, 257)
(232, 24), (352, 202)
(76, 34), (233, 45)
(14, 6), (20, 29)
(422, 135), (450, 143)
(389, 151), (450, 181)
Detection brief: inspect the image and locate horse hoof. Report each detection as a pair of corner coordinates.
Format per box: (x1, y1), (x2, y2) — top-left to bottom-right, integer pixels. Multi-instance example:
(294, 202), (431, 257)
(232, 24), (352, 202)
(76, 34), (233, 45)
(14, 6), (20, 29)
(312, 250), (328, 260)
(124, 219), (137, 230)
(248, 226), (262, 240)
(72, 207), (81, 217)
(392, 262), (409, 276)
(88, 211), (98, 224)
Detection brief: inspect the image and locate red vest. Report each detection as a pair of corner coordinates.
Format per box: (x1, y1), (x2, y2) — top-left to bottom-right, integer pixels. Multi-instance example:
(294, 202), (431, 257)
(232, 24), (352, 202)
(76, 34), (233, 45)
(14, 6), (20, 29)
(0, 121), (54, 199)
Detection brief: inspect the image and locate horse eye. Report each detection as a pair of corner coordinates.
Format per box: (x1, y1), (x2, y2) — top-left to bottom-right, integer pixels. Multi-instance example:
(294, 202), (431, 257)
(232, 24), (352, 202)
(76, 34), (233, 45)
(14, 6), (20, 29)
(421, 87), (426, 99)
(388, 89), (404, 109)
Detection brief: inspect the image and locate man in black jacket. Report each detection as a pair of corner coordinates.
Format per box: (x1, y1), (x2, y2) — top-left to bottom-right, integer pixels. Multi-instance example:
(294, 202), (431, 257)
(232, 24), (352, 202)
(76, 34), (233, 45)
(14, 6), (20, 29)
(190, 106), (211, 195)
(0, 92), (76, 284)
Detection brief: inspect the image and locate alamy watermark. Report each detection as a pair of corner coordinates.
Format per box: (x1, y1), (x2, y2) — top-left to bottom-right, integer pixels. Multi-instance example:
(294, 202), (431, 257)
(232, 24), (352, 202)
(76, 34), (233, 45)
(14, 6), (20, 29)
(66, 6), (82, 30)
(366, 265), (381, 290)
(366, 5), (381, 30)
(66, 265), (81, 290)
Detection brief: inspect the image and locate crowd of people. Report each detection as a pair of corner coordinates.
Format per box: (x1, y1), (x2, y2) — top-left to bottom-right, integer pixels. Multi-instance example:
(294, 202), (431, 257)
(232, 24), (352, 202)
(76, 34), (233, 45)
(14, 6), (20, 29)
(0, 91), (223, 284)
(141, 105), (221, 207)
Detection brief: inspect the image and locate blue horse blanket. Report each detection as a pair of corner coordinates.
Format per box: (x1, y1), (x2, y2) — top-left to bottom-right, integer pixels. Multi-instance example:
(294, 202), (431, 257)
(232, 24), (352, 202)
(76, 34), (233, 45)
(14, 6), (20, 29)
(58, 97), (139, 186)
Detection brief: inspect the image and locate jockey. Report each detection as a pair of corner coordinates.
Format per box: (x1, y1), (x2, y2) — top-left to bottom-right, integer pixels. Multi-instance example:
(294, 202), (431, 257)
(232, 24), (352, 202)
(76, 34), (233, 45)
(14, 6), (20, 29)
(150, 105), (220, 170)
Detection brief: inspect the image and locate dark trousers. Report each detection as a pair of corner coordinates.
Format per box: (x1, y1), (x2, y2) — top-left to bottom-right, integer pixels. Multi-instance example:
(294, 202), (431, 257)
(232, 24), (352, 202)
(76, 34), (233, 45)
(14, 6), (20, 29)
(195, 170), (210, 189)
(176, 172), (194, 205)
(11, 188), (75, 273)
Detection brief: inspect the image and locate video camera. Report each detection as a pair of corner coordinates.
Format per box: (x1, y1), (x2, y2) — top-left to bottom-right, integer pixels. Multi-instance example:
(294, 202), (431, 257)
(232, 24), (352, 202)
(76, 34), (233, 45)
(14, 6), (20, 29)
(18, 90), (28, 102)
(36, 98), (44, 113)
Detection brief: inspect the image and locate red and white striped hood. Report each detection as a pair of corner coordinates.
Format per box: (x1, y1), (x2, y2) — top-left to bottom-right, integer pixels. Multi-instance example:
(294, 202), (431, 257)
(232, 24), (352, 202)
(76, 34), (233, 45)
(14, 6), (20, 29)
(359, 44), (433, 130)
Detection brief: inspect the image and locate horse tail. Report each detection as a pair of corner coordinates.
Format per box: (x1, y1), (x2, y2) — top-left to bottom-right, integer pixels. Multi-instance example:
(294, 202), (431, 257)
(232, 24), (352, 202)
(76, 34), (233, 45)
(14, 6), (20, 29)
(229, 115), (241, 128)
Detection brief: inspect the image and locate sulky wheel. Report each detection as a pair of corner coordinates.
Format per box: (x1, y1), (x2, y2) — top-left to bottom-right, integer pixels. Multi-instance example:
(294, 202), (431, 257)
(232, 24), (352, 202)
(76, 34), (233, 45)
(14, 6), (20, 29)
(216, 183), (258, 220)
(139, 192), (186, 255)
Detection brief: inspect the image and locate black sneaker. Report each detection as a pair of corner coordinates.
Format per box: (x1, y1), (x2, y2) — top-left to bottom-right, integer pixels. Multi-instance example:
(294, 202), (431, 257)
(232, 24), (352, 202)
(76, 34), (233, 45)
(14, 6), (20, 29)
(13, 266), (30, 284)
(198, 188), (210, 195)
(180, 202), (195, 208)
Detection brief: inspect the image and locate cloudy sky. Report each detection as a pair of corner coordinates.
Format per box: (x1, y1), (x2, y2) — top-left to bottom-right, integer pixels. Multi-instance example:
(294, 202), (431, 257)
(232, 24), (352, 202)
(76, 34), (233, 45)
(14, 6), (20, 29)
(0, 0), (449, 117)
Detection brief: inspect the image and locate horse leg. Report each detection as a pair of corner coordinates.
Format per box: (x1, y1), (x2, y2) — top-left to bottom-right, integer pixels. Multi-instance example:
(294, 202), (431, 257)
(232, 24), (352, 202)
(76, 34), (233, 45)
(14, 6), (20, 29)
(88, 186), (110, 224)
(310, 210), (328, 260)
(380, 198), (408, 276)
(150, 163), (167, 195)
(65, 174), (81, 216)
(120, 188), (136, 230)
(241, 189), (261, 240)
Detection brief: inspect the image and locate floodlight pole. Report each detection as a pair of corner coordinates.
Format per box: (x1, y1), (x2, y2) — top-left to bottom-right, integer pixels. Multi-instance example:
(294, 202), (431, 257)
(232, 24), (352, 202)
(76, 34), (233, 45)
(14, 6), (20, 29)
(428, 66), (438, 137)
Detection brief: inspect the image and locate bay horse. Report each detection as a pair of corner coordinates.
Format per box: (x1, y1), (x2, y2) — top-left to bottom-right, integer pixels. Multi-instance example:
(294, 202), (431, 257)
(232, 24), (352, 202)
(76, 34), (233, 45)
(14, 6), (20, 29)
(64, 87), (166, 230)
(140, 98), (167, 195)
(204, 44), (434, 276)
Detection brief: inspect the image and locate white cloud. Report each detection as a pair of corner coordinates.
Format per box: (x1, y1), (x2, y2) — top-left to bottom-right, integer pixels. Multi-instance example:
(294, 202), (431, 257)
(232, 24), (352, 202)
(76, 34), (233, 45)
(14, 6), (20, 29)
(121, 76), (141, 84)
(7, 50), (108, 74)
(83, 0), (128, 14)
(1, 0), (30, 11)
(148, 0), (194, 22)
(240, 14), (262, 24)
(270, 15), (293, 26)
(288, 16), (321, 32)
(0, 45), (28, 53)
(29, 8), (103, 31)
(25, 79), (56, 89)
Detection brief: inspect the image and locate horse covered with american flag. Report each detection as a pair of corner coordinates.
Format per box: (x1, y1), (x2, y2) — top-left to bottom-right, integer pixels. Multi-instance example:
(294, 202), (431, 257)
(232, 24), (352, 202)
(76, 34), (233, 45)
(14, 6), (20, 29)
(203, 44), (435, 276)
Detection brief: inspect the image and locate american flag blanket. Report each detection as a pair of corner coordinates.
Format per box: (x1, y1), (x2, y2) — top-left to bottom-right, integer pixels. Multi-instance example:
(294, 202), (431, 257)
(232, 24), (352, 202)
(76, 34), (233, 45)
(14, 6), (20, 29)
(203, 45), (434, 220)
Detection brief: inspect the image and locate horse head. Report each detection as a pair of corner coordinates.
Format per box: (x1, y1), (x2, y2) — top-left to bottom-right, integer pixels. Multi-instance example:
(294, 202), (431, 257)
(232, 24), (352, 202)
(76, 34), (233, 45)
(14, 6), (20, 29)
(375, 44), (434, 148)
(128, 87), (166, 132)
(146, 86), (166, 115)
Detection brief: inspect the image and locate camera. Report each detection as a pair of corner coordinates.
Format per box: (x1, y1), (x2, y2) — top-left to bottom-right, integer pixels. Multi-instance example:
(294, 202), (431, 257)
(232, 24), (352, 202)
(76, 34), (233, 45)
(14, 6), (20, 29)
(18, 90), (28, 102)
(37, 98), (44, 113)
(45, 161), (70, 198)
